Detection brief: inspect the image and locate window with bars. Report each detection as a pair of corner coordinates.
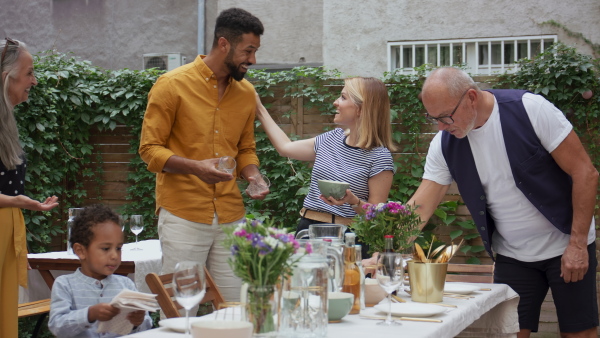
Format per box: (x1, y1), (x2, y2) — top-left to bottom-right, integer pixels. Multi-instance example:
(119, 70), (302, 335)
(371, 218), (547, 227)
(388, 35), (557, 74)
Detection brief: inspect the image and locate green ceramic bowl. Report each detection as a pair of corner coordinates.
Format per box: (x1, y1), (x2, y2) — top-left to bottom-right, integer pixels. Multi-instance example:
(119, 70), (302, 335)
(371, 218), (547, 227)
(317, 180), (350, 199)
(328, 292), (354, 322)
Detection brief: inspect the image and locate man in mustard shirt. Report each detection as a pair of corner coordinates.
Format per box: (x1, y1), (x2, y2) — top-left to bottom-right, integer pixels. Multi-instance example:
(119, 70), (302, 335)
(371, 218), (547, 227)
(139, 8), (267, 304)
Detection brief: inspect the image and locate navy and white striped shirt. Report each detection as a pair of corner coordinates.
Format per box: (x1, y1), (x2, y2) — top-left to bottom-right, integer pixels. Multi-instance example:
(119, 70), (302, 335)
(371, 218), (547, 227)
(303, 128), (395, 218)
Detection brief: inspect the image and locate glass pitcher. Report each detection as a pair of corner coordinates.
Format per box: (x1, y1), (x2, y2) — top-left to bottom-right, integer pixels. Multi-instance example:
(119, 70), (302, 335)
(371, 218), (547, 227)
(295, 224), (347, 244)
(280, 240), (339, 338)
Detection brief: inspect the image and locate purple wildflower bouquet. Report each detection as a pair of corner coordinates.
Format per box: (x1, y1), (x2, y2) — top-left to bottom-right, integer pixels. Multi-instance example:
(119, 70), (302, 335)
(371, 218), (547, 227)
(350, 202), (422, 254)
(224, 218), (305, 286)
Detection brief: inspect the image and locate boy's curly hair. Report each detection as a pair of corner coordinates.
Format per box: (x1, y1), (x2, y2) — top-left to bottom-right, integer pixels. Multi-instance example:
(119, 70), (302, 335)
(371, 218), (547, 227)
(69, 204), (121, 248)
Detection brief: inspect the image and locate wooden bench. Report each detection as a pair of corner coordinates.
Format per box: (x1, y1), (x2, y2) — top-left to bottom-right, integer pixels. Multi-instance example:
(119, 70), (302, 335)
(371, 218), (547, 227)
(446, 263), (495, 283)
(18, 298), (51, 338)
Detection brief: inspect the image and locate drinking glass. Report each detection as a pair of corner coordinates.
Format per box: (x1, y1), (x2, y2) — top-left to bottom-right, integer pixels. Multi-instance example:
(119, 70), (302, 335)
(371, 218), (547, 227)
(67, 208), (84, 255)
(217, 156), (236, 174)
(398, 245), (413, 294)
(246, 173), (270, 196)
(129, 215), (144, 251)
(173, 261), (206, 336)
(375, 252), (404, 326)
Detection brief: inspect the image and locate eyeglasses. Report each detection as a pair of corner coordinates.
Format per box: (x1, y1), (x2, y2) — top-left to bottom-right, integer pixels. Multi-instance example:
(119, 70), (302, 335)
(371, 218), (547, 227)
(1, 37), (19, 68)
(425, 89), (470, 125)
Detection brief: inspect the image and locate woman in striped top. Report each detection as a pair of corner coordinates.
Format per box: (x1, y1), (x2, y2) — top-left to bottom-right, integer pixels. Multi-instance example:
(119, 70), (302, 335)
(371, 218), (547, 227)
(255, 77), (396, 238)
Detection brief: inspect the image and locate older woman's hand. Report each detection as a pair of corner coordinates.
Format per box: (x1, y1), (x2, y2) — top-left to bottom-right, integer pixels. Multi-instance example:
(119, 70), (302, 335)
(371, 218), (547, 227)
(11, 195), (59, 211)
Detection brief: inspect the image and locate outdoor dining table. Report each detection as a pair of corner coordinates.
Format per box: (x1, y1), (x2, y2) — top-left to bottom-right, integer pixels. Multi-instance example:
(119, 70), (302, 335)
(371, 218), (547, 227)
(121, 282), (520, 338)
(19, 239), (162, 303)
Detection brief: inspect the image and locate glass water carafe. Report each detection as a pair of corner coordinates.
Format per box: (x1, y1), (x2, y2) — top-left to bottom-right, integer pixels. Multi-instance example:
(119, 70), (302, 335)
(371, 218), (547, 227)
(281, 240), (332, 338)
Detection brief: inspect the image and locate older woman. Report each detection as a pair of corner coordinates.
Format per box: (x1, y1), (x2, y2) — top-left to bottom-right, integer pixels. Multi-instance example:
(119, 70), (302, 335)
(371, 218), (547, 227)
(255, 77), (396, 242)
(0, 38), (59, 337)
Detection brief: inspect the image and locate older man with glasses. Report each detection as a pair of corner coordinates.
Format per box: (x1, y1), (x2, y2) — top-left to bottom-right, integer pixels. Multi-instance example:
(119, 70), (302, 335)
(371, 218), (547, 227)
(407, 67), (598, 338)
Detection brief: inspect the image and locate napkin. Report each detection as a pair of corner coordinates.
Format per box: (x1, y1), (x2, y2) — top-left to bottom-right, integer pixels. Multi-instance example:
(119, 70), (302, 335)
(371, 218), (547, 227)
(97, 289), (160, 336)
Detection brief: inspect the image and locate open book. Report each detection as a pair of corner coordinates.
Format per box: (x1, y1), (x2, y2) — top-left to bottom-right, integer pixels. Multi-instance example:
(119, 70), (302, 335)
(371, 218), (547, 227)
(97, 289), (160, 336)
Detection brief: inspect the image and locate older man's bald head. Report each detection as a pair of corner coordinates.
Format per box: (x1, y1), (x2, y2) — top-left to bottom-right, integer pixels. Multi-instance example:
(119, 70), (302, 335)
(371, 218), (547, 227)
(421, 67), (479, 100)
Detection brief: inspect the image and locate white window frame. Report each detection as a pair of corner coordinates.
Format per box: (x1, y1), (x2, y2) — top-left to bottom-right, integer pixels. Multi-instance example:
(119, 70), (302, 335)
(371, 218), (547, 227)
(387, 35), (558, 75)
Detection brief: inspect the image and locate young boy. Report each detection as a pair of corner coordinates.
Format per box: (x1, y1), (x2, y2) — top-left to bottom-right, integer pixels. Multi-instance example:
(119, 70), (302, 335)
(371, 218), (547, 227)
(48, 204), (153, 337)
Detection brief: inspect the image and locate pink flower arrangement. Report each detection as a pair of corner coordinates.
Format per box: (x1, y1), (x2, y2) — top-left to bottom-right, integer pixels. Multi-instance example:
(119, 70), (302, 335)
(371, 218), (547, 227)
(350, 201), (421, 254)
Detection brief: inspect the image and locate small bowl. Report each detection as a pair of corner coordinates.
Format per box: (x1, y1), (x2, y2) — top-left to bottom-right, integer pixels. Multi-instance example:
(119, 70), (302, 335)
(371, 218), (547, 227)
(317, 180), (350, 199)
(364, 278), (387, 306)
(328, 291), (354, 322)
(191, 320), (253, 338)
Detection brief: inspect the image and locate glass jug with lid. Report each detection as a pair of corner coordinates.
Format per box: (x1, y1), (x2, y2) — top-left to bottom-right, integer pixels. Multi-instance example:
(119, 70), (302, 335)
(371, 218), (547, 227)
(280, 240), (340, 338)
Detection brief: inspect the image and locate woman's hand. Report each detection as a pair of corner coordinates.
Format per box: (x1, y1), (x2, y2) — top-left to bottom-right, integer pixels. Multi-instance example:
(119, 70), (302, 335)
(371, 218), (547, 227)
(9, 195), (59, 211)
(319, 189), (359, 206)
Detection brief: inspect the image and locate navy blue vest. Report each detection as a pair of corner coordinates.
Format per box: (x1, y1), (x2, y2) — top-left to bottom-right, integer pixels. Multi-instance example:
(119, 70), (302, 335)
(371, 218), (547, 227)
(441, 89), (573, 258)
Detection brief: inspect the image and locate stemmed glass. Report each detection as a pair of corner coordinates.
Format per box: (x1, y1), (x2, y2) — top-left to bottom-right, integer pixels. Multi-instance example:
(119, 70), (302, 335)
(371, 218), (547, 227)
(67, 208), (84, 255)
(129, 215), (144, 251)
(398, 245), (413, 295)
(375, 252), (404, 326)
(173, 261), (206, 336)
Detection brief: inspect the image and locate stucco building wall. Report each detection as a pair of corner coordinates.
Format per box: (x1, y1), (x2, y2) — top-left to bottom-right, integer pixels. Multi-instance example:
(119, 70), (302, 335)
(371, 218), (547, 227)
(323, 0), (600, 76)
(1, 0), (198, 71)
(1, 0), (598, 76)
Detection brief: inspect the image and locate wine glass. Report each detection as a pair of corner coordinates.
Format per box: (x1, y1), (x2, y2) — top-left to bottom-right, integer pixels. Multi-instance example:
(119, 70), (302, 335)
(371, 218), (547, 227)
(67, 208), (84, 255)
(129, 215), (144, 251)
(375, 252), (404, 326)
(173, 261), (206, 336)
(398, 245), (413, 295)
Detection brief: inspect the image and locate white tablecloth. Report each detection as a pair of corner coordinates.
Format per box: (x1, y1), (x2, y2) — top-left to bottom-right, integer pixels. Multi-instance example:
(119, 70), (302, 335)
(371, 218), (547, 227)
(19, 239), (162, 303)
(122, 282), (519, 338)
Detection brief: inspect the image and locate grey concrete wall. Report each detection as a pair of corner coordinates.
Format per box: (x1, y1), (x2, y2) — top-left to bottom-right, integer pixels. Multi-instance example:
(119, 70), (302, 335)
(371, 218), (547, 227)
(0, 0), (323, 70)
(1, 0), (598, 76)
(207, 0), (323, 66)
(323, 0), (600, 76)
(1, 0), (198, 70)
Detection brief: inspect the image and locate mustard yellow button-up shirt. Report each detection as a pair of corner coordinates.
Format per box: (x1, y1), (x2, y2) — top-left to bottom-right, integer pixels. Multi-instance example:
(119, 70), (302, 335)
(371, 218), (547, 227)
(139, 55), (259, 224)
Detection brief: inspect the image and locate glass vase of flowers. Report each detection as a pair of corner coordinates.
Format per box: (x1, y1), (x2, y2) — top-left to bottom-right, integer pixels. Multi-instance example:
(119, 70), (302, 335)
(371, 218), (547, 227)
(224, 218), (303, 337)
(349, 201), (422, 254)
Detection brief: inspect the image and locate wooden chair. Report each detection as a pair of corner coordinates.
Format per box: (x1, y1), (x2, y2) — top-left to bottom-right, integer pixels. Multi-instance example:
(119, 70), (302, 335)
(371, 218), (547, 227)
(18, 298), (52, 338)
(145, 267), (225, 318)
(445, 263), (495, 283)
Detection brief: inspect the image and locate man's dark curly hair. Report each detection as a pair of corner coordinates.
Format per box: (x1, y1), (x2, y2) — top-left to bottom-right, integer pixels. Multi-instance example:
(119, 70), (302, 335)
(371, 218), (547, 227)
(69, 204), (121, 248)
(212, 8), (264, 48)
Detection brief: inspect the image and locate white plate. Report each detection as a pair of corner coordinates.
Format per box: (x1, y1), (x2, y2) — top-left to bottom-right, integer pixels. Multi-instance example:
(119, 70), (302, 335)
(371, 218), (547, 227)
(444, 283), (480, 295)
(373, 303), (445, 317)
(159, 317), (204, 332)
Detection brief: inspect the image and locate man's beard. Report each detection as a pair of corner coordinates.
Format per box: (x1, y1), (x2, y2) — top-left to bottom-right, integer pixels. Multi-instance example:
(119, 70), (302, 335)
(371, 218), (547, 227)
(225, 49), (248, 81)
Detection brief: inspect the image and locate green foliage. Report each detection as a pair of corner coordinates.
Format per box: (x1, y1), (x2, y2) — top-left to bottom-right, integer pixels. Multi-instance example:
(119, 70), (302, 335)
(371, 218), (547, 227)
(14, 50), (163, 253)
(241, 131), (312, 229)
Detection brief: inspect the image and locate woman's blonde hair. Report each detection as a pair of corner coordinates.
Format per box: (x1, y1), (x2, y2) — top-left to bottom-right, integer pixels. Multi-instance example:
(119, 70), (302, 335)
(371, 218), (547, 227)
(344, 77), (397, 151)
(0, 38), (26, 170)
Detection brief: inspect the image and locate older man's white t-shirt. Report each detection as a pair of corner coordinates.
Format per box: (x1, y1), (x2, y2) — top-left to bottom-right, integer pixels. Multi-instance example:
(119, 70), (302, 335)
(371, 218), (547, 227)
(423, 93), (596, 262)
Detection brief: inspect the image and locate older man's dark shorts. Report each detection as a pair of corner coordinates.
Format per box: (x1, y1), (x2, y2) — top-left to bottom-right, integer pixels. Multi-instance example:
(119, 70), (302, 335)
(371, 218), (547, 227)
(494, 242), (598, 333)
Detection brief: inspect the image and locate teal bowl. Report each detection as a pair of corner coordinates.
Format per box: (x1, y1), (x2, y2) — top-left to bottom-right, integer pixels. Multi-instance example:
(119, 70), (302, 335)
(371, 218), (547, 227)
(317, 180), (350, 199)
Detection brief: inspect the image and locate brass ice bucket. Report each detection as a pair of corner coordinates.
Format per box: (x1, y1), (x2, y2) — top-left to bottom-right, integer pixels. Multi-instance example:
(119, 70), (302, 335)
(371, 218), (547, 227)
(407, 261), (447, 303)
